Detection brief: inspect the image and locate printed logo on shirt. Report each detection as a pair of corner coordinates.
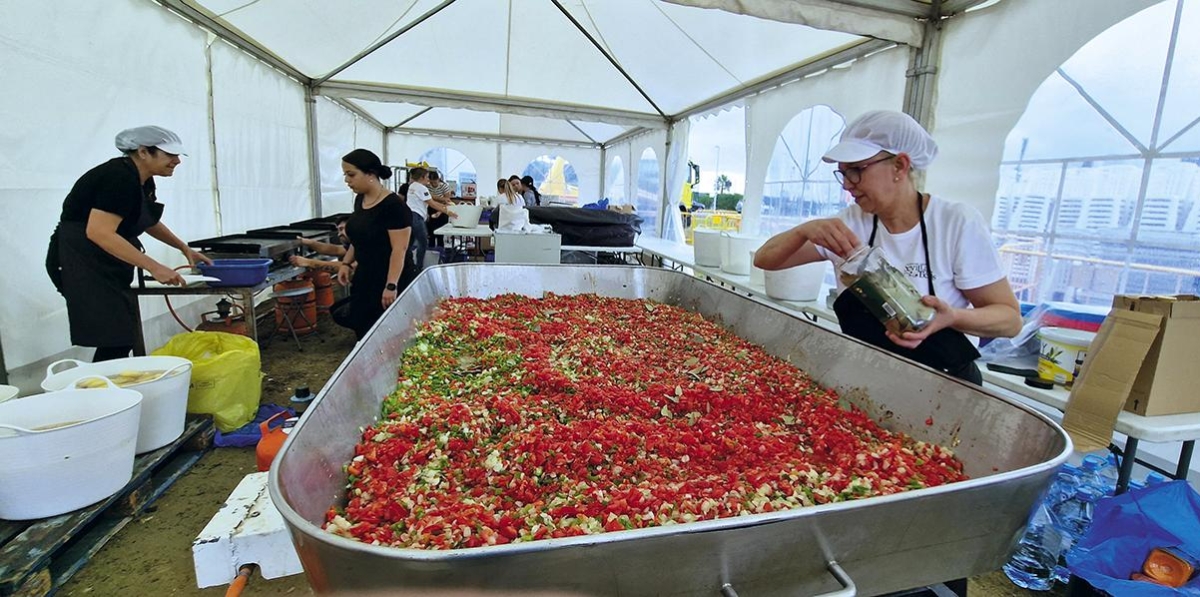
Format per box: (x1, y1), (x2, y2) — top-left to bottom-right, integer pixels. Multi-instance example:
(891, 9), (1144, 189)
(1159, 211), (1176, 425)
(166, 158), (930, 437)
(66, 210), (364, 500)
(904, 263), (933, 281)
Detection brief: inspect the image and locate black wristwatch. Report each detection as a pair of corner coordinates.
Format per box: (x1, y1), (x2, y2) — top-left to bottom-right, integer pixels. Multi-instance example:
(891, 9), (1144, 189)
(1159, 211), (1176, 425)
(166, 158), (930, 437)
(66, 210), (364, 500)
(385, 282), (397, 291)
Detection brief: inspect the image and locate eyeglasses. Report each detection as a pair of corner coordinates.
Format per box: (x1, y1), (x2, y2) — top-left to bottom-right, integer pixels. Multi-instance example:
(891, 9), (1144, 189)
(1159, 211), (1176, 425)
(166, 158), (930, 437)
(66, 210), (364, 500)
(833, 155), (894, 185)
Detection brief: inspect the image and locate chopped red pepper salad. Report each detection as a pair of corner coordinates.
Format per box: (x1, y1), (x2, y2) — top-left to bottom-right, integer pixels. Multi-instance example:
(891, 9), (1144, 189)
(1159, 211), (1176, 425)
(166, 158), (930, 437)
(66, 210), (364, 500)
(325, 294), (966, 549)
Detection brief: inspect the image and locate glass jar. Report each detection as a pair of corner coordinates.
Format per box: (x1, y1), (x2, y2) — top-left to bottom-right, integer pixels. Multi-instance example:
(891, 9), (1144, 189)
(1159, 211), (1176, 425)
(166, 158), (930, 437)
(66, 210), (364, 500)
(838, 246), (935, 335)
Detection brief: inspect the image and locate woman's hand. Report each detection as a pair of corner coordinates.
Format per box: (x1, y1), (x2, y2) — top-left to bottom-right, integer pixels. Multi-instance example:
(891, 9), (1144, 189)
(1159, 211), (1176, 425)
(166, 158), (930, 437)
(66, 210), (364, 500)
(799, 218), (860, 259)
(381, 288), (397, 309)
(149, 263), (186, 286)
(447, 207), (458, 221)
(183, 248), (213, 267)
(337, 263), (352, 286)
(886, 295), (958, 349)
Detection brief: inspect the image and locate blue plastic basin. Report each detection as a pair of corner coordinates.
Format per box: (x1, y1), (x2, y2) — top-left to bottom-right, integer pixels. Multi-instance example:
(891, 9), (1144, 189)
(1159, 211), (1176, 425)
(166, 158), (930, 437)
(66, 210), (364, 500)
(198, 258), (272, 287)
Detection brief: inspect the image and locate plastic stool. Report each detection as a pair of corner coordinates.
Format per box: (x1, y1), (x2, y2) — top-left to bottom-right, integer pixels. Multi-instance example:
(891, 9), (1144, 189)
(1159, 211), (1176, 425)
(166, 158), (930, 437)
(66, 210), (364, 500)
(269, 286), (321, 351)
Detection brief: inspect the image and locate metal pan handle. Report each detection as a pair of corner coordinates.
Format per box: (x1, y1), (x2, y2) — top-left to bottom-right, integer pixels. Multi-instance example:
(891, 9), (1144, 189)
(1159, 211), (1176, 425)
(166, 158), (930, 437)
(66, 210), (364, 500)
(720, 560), (855, 597)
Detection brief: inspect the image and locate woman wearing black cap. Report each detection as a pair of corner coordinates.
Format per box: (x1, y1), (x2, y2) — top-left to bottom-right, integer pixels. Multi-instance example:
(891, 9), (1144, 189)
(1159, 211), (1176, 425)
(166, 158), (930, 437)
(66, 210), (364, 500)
(336, 148), (418, 340)
(46, 125), (212, 362)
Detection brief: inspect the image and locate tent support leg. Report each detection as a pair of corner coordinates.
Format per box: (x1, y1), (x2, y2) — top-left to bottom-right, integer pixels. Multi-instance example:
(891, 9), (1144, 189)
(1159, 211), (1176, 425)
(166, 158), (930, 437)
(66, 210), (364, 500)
(305, 86), (322, 218)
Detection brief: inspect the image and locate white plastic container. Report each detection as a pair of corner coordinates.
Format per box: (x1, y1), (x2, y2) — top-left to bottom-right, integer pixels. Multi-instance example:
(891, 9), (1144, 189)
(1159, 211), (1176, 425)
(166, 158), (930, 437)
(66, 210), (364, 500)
(764, 262), (828, 302)
(1037, 327), (1097, 385)
(42, 356), (191, 453)
(0, 380), (142, 520)
(449, 204), (484, 228)
(749, 249), (765, 286)
(720, 233), (764, 275)
(692, 229), (722, 267)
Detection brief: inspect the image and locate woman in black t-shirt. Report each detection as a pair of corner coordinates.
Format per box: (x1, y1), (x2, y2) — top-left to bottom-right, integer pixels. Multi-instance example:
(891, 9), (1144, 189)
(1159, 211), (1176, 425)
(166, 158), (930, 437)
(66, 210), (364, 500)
(46, 126), (211, 361)
(336, 149), (419, 340)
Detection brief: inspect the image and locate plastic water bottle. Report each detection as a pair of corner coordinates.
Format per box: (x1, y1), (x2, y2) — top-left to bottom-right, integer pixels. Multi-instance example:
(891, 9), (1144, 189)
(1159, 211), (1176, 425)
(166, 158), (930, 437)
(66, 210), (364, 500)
(1043, 467), (1081, 584)
(1004, 504), (1062, 591)
(1079, 453), (1118, 495)
(1144, 471), (1168, 487)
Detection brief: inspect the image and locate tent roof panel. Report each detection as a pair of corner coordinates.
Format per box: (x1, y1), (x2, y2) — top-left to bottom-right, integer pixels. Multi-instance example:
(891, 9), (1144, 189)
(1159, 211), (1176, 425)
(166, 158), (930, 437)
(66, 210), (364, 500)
(499, 115), (592, 144)
(192, 0), (446, 77)
(345, 100), (430, 127)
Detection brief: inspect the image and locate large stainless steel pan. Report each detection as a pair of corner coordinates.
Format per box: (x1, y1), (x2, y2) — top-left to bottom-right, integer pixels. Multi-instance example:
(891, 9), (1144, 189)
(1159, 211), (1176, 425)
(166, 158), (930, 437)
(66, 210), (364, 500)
(270, 264), (1070, 596)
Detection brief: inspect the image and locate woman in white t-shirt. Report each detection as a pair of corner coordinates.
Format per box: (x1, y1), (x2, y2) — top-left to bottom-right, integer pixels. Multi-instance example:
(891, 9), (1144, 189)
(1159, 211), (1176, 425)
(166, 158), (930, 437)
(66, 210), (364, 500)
(496, 179), (524, 207)
(755, 110), (1021, 384)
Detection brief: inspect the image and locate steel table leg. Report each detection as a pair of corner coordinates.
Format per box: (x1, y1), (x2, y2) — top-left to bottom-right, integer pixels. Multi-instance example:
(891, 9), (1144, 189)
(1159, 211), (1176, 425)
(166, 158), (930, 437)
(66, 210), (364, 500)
(1176, 440), (1195, 481)
(241, 289), (258, 344)
(132, 295), (147, 356)
(1117, 437), (1138, 494)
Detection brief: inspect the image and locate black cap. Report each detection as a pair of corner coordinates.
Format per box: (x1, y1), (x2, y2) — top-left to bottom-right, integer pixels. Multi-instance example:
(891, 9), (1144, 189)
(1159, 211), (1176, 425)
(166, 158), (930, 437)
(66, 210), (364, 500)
(295, 386), (311, 398)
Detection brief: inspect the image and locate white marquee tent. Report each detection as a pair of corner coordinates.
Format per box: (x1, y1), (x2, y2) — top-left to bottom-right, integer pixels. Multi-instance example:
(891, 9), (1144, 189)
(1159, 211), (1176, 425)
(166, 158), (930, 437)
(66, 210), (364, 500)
(0, 0), (1158, 389)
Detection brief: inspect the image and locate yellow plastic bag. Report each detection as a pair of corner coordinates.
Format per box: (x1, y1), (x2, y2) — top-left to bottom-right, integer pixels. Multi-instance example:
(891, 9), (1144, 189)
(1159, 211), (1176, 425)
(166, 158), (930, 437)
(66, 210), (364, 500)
(152, 331), (261, 432)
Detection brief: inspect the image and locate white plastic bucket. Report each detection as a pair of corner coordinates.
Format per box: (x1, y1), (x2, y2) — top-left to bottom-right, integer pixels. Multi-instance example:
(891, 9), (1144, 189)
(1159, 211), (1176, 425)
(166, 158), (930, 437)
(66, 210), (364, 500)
(764, 262), (828, 302)
(0, 380), (142, 520)
(692, 229), (722, 266)
(720, 233), (763, 275)
(1037, 327), (1096, 385)
(42, 356), (191, 453)
(449, 204), (484, 228)
(749, 249), (765, 286)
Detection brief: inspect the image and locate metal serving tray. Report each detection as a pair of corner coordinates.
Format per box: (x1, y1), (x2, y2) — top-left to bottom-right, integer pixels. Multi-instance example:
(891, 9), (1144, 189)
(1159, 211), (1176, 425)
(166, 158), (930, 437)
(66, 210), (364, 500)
(270, 264), (1070, 596)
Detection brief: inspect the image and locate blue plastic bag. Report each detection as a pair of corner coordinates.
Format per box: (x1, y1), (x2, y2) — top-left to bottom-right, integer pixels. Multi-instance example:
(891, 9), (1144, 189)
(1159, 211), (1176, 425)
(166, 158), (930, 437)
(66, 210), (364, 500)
(214, 403), (295, 448)
(1069, 481), (1200, 595)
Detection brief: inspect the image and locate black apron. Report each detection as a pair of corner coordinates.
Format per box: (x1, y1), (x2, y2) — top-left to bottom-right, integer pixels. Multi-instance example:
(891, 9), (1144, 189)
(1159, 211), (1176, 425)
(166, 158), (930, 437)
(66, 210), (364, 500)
(46, 197), (163, 348)
(832, 192), (983, 385)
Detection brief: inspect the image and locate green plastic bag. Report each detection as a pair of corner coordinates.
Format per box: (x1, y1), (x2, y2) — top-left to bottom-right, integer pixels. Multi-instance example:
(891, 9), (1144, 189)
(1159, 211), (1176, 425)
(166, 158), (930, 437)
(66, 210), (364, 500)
(152, 331), (261, 432)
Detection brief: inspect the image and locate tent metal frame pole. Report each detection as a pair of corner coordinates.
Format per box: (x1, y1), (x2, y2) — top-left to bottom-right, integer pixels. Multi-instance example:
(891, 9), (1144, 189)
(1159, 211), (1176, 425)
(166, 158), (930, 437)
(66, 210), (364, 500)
(305, 86), (323, 217)
(602, 127), (650, 150)
(567, 120), (599, 145)
(313, 0), (458, 86)
(392, 127), (599, 149)
(903, 0), (943, 130)
(672, 38), (895, 122)
(327, 97), (388, 131)
(155, 0), (310, 85)
(315, 81), (668, 130)
(547, 0), (666, 118)
(598, 146), (607, 201)
(396, 107), (434, 128)
(825, 0), (932, 19)
(658, 122), (673, 239)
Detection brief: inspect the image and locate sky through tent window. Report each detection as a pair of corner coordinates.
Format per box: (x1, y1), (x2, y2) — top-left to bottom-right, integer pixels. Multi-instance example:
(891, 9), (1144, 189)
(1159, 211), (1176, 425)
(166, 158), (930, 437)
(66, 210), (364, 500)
(606, 156), (626, 205)
(523, 155), (579, 204)
(761, 105), (846, 239)
(992, 0), (1200, 307)
(418, 147), (477, 195)
(637, 148), (661, 236)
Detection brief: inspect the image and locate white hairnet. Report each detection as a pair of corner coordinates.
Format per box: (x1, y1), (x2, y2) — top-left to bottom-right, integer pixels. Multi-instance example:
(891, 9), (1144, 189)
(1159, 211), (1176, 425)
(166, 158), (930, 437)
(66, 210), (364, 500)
(114, 125), (187, 156)
(822, 110), (938, 170)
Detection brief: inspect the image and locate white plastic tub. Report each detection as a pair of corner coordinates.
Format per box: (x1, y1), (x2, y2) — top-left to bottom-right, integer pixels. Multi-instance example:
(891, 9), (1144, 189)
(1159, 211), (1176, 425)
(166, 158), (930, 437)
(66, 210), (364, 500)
(1037, 327), (1097, 385)
(449, 204), (484, 228)
(749, 249), (765, 286)
(0, 381), (142, 520)
(764, 262), (828, 301)
(42, 356), (191, 453)
(692, 229), (722, 266)
(719, 233), (764, 275)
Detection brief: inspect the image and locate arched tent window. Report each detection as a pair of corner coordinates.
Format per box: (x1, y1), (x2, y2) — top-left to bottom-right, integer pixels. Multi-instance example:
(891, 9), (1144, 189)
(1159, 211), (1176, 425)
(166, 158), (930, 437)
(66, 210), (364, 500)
(418, 147), (477, 195)
(606, 156), (626, 205)
(637, 148), (661, 236)
(761, 105), (845, 239)
(523, 155), (579, 205)
(992, 0), (1200, 306)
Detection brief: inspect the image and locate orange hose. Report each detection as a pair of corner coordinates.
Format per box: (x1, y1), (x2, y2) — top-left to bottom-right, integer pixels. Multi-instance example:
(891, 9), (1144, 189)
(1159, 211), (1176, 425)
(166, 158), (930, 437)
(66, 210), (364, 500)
(225, 564), (256, 597)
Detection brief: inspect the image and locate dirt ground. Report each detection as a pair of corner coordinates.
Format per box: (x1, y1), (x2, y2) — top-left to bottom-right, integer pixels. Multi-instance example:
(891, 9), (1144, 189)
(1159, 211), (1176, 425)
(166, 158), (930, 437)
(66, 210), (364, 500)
(56, 310), (1060, 597)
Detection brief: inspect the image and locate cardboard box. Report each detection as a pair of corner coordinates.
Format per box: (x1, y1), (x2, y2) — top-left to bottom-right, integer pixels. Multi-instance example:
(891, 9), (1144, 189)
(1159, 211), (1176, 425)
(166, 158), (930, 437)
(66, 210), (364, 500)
(1062, 309), (1162, 453)
(1115, 295), (1200, 416)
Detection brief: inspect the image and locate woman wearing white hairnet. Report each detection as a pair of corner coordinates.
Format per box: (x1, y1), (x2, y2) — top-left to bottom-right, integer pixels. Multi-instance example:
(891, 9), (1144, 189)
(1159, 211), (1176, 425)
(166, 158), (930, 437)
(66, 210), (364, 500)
(46, 126), (212, 362)
(755, 110), (1021, 385)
